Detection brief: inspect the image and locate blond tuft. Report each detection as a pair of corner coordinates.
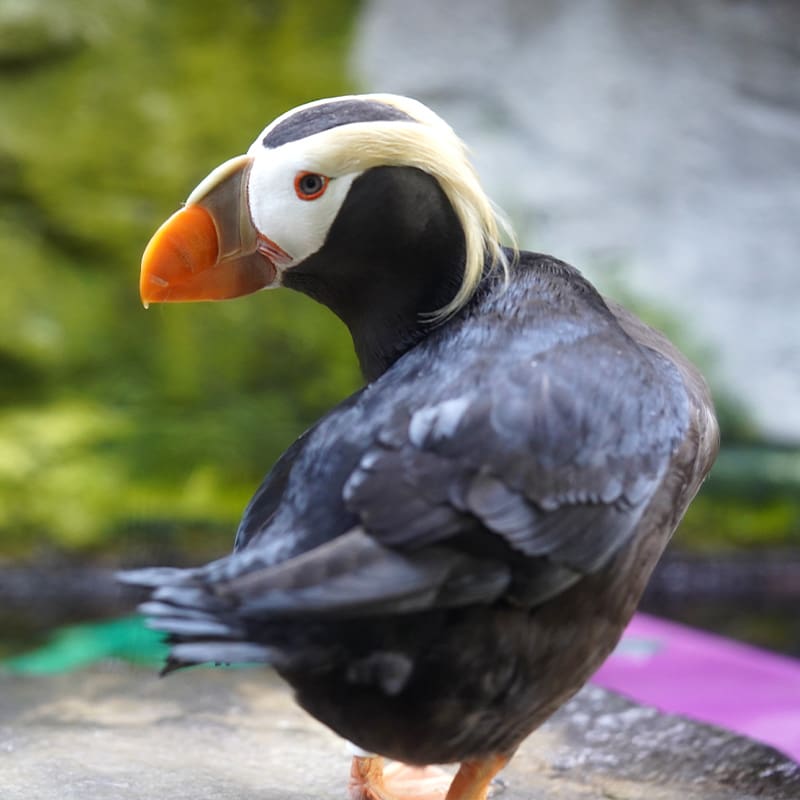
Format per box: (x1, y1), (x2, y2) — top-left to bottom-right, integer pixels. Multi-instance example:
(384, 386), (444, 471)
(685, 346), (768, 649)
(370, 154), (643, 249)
(300, 94), (515, 319)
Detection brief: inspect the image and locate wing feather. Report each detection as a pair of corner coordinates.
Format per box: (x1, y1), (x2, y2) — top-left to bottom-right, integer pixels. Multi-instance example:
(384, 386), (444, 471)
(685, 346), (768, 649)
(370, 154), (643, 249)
(343, 325), (688, 583)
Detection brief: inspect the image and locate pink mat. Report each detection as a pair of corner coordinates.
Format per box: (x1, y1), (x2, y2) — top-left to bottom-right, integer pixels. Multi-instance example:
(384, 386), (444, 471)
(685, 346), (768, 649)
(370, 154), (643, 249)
(592, 613), (800, 762)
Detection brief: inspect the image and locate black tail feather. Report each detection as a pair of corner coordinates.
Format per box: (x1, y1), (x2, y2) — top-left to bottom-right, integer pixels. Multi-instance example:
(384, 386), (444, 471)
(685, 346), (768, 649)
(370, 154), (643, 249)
(117, 565), (273, 672)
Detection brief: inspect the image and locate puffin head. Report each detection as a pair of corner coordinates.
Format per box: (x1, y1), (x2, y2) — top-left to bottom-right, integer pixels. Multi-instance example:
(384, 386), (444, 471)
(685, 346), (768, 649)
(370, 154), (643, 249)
(141, 94), (510, 378)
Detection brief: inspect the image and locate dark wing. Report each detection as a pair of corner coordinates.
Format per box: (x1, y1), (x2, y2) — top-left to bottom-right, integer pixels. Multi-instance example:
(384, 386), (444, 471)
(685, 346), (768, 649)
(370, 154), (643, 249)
(233, 431), (311, 553)
(343, 328), (689, 597)
(218, 319), (686, 615)
(233, 388), (366, 553)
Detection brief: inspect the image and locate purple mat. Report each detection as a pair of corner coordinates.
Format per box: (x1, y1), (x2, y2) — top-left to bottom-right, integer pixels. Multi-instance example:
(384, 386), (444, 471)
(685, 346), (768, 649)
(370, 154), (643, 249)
(592, 613), (800, 762)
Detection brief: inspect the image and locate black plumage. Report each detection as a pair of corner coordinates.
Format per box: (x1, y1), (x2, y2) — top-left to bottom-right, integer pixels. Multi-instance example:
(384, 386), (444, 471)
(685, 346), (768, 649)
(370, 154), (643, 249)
(123, 96), (718, 797)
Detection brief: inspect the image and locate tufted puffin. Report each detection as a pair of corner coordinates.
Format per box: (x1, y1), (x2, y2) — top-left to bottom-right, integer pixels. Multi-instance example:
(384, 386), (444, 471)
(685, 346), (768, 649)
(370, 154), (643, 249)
(121, 94), (719, 800)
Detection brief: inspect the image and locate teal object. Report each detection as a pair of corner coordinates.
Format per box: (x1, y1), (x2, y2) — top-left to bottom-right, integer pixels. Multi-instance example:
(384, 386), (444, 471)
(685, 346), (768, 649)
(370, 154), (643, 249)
(1, 616), (168, 675)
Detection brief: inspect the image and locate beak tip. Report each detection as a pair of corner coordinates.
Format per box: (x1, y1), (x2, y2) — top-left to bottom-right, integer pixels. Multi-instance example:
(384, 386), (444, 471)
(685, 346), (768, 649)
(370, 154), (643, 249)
(138, 156), (271, 304)
(138, 204), (219, 304)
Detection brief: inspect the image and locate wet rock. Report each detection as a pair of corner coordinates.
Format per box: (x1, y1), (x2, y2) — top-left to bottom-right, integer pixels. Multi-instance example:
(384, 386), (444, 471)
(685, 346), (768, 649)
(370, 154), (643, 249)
(0, 666), (797, 799)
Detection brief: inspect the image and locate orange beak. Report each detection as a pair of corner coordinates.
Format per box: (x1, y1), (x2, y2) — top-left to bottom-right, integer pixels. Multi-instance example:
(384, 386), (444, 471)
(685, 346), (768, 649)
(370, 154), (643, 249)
(140, 155), (278, 306)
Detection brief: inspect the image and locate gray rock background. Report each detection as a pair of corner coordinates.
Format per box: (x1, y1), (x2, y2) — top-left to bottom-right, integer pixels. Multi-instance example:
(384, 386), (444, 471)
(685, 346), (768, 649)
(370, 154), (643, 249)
(353, 0), (800, 442)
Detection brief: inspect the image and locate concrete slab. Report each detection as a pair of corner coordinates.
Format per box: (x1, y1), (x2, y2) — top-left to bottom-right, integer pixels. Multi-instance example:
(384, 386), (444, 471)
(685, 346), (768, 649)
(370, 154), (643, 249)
(0, 666), (797, 799)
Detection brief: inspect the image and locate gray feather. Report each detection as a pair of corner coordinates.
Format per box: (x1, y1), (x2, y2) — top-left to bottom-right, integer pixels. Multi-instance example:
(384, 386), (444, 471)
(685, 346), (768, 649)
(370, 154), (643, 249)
(116, 566), (196, 587)
(170, 642), (277, 665)
(145, 617), (241, 638)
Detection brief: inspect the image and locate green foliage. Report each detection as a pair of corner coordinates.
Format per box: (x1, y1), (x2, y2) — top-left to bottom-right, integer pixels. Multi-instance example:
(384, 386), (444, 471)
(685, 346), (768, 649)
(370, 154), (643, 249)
(0, 0), (363, 555)
(676, 445), (800, 551)
(677, 489), (800, 552)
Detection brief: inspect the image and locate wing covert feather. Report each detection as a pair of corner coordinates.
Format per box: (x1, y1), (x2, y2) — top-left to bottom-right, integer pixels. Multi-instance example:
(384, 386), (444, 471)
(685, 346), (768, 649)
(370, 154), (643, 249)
(344, 326), (688, 578)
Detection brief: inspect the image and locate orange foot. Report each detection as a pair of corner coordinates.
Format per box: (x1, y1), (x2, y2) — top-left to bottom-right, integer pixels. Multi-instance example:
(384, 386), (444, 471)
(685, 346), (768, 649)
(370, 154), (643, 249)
(349, 756), (452, 800)
(349, 754), (508, 800)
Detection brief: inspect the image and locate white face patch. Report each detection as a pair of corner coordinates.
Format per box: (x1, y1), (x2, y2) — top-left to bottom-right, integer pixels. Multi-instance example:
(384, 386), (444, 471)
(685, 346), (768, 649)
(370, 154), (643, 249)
(238, 93), (511, 315)
(245, 135), (360, 270)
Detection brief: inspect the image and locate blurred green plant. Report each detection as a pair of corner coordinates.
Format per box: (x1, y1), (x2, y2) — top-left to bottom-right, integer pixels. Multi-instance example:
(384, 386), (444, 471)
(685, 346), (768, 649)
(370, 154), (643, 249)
(1, 615), (166, 674)
(0, 0), (363, 556)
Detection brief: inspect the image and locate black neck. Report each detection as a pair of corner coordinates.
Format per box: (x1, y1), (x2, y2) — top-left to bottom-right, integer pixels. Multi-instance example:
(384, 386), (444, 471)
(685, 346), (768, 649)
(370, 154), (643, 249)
(283, 167), (467, 381)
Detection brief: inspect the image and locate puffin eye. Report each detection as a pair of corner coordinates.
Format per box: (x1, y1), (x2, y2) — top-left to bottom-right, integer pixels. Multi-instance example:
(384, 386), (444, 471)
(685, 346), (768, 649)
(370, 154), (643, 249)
(294, 171), (329, 201)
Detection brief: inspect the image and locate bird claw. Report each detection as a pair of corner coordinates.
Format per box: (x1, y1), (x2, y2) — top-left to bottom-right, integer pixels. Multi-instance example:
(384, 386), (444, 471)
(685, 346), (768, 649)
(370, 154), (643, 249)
(349, 756), (453, 799)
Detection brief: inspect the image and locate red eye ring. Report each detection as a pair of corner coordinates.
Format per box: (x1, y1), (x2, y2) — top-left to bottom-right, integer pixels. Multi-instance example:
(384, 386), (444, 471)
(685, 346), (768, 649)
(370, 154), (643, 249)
(294, 171), (330, 201)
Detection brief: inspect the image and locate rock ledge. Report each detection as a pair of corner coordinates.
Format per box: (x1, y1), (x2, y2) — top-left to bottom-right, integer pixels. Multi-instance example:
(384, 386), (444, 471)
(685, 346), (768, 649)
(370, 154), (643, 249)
(1, 666), (797, 799)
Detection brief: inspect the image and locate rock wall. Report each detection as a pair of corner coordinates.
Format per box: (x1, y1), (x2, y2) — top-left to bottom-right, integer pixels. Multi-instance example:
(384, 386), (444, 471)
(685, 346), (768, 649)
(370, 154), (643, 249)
(354, 0), (800, 441)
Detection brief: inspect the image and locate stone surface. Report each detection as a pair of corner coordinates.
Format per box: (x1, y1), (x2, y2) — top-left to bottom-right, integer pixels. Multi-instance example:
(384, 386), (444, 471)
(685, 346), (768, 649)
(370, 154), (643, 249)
(353, 0), (800, 441)
(1, 665), (797, 799)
